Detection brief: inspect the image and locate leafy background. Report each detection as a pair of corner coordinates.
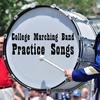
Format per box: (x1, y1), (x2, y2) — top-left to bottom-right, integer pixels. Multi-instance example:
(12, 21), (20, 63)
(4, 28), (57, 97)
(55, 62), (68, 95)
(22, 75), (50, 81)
(0, 0), (99, 35)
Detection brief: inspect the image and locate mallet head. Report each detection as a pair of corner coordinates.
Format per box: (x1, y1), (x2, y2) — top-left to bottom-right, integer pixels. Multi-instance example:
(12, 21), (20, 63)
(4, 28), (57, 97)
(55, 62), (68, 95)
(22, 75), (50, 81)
(39, 55), (45, 61)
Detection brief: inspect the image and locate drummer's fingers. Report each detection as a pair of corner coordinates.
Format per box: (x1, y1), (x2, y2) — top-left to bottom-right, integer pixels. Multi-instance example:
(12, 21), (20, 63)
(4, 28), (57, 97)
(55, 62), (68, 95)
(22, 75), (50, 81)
(64, 69), (70, 74)
(64, 69), (67, 74)
(64, 69), (68, 77)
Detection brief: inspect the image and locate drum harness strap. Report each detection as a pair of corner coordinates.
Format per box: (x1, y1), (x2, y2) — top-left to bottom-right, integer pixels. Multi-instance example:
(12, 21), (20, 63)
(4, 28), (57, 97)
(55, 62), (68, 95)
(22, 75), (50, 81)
(94, 33), (100, 56)
(92, 33), (100, 100)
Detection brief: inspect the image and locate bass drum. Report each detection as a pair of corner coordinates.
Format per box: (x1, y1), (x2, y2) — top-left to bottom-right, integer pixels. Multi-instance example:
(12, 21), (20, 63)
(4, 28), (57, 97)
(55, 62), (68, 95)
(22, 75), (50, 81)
(4, 5), (96, 91)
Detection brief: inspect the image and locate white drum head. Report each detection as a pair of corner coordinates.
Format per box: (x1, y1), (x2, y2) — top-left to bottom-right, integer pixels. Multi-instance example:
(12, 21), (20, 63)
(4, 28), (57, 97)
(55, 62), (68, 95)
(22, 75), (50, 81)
(4, 6), (79, 90)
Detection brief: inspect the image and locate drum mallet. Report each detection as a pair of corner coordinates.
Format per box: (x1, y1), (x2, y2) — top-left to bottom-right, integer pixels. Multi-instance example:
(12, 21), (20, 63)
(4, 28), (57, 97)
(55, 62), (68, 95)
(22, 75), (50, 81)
(39, 55), (64, 72)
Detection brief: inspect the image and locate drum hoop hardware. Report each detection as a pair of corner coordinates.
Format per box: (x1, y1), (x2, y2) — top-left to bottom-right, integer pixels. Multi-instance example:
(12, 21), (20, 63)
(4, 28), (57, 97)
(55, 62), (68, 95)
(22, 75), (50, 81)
(4, 34), (7, 39)
(81, 37), (95, 47)
(77, 57), (86, 62)
(52, 82), (85, 92)
(51, 4), (57, 9)
(29, 3), (36, 8)
(3, 55), (6, 60)
(14, 15), (18, 20)
(75, 19), (89, 24)
(66, 12), (88, 24)
(10, 73), (15, 79)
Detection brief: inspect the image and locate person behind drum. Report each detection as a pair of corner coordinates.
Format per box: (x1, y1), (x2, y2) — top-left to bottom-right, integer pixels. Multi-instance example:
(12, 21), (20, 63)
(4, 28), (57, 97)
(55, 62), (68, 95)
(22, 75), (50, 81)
(13, 82), (26, 100)
(81, 87), (89, 100)
(61, 92), (70, 100)
(29, 89), (40, 100)
(71, 89), (81, 100)
(0, 36), (14, 100)
(31, 90), (54, 100)
(64, 32), (100, 100)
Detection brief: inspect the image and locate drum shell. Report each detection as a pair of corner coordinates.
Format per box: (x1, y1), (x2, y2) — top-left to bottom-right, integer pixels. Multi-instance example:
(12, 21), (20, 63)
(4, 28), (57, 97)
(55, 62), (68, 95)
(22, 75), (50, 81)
(66, 11), (96, 67)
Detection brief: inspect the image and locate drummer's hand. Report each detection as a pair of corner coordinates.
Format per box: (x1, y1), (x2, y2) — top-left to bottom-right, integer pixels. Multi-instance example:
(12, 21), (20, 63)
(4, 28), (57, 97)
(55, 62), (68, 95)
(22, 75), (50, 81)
(64, 69), (73, 81)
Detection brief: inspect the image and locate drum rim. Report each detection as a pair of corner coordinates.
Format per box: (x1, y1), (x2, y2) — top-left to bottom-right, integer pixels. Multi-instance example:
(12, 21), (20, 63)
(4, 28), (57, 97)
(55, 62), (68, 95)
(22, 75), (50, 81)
(3, 5), (81, 90)
(52, 82), (85, 92)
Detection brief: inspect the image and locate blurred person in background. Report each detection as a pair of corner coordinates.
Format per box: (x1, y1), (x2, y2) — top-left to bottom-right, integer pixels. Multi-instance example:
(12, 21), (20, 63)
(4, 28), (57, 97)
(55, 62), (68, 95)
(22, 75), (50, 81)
(0, 36), (14, 100)
(61, 92), (70, 100)
(29, 89), (40, 100)
(71, 89), (81, 100)
(31, 90), (53, 100)
(13, 82), (25, 100)
(81, 88), (89, 100)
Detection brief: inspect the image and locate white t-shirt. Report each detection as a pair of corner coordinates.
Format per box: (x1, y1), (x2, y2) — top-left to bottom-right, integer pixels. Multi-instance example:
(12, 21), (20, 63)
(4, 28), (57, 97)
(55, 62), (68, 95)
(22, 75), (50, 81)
(31, 96), (53, 100)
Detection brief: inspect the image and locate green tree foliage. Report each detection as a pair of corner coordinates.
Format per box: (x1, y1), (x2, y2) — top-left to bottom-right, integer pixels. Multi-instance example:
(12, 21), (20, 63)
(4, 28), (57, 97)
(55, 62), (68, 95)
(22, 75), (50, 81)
(72, 0), (96, 15)
(0, 0), (97, 35)
(0, 0), (27, 35)
(36, 0), (96, 14)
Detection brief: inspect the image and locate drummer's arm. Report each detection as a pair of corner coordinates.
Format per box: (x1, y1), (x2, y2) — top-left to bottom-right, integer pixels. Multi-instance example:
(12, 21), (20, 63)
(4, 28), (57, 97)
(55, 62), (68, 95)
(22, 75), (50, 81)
(64, 64), (100, 82)
(72, 56), (100, 82)
(72, 66), (100, 82)
(72, 40), (100, 82)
